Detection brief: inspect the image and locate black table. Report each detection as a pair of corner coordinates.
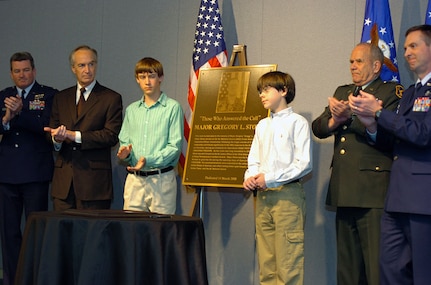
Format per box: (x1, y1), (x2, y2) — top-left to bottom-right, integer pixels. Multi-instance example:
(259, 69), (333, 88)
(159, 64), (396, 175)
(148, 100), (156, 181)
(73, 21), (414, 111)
(15, 210), (208, 285)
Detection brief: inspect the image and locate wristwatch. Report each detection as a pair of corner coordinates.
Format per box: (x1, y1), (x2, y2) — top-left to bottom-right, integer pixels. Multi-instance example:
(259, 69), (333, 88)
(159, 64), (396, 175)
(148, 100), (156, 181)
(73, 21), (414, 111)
(375, 109), (382, 120)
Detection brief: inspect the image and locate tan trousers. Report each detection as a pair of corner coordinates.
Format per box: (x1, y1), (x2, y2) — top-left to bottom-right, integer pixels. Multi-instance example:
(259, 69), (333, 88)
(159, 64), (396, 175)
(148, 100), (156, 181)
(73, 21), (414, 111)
(123, 170), (177, 214)
(255, 182), (306, 285)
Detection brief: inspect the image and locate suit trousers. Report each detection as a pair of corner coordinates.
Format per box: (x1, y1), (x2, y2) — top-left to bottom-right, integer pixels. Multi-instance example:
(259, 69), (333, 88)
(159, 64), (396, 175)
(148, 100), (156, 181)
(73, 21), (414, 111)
(53, 182), (111, 211)
(336, 207), (382, 285)
(0, 182), (48, 285)
(380, 211), (431, 285)
(255, 182), (305, 285)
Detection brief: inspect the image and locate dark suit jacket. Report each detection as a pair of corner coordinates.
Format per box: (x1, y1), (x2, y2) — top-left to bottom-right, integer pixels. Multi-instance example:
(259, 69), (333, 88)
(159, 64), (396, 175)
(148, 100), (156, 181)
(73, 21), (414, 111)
(312, 78), (402, 208)
(49, 82), (122, 200)
(0, 81), (57, 184)
(376, 79), (431, 215)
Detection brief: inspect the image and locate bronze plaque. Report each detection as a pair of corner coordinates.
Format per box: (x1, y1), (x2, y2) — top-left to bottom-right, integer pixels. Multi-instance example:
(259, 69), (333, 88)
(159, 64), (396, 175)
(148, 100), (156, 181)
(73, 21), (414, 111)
(183, 64), (277, 188)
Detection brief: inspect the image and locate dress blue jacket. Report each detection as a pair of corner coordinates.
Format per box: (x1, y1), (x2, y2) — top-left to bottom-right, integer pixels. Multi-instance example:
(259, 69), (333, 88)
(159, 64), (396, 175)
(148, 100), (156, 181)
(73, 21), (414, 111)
(0, 81), (58, 184)
(377, 80), (431, 215)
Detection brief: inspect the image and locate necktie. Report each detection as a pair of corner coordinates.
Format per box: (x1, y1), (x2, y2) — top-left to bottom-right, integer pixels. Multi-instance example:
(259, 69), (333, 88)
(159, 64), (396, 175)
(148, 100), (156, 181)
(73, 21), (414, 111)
(353, 85), (362, 96)
(413, 82), (423, 101)
(77, 87), (86, 117)
(21, 89), (26, 98)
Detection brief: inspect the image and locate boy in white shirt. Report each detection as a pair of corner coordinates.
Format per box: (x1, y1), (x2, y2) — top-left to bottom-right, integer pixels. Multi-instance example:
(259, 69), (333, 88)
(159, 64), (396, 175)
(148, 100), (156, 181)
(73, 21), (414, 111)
(243, 71), (312, 285)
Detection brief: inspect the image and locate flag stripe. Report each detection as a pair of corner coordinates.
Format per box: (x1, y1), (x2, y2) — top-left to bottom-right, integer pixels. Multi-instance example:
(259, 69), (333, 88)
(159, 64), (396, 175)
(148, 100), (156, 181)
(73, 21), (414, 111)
(180, 0), (228, 173)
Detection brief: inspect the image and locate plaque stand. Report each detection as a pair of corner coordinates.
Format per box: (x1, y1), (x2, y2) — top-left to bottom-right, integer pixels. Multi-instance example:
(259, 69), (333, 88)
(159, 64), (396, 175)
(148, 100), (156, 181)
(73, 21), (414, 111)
(189, 45), (248, 219)
(228, 44), (247, 66)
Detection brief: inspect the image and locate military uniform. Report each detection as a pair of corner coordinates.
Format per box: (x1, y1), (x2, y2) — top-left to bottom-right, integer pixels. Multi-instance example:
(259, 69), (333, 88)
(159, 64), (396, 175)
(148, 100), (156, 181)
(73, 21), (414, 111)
(0, 81), (58, 285)
(312, 78), (403, 285)
(376, 78), (431, 284)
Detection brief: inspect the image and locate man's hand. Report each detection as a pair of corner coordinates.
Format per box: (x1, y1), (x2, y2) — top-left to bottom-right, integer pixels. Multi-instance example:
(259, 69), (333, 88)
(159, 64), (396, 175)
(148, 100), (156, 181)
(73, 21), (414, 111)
(4, 95), (23, 115)
(127, 157), (146, 172)
(117, 144), (132, 159)
(348, 91), (382, 133)
(44, 125), (75, 143)
(3, 95), (23, 123)
(348, 91), (382, 117)
(328, 97), (352, 130)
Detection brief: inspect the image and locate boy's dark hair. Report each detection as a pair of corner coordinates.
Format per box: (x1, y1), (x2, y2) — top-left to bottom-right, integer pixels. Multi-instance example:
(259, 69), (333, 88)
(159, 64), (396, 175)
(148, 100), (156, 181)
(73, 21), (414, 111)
(405, 24), (431, 45)
(135, 57), (164, 77)
(257, 71), (295, 104)
(10, 52), (35, 70)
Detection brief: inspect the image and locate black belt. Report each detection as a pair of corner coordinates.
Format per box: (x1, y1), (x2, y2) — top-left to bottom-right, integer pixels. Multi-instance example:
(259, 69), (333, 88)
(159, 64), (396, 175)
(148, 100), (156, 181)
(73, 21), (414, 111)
(127, 166), (173, 177)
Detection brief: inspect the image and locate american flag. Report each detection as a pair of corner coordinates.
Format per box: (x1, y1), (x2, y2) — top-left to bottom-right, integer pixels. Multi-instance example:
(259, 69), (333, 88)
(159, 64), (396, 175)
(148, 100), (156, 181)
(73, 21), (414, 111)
(360, 0), (400, 82)
(426, 0), (431, 24)
(180, 0), (228, 171)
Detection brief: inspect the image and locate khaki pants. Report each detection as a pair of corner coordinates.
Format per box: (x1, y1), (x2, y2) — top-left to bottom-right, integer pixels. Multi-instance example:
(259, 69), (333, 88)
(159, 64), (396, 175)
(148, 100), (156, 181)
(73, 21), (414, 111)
(123, 170), (177, 214)
(255, 182), (305, 285)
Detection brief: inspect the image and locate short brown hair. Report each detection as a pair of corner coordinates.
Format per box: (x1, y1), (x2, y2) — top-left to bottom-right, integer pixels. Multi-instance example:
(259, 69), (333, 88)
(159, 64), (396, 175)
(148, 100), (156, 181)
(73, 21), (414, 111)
(135, 57), (164, 77)
(405, 24), (431, 46)
(10, 52), (35, 70)
(257, 71), (295, 104)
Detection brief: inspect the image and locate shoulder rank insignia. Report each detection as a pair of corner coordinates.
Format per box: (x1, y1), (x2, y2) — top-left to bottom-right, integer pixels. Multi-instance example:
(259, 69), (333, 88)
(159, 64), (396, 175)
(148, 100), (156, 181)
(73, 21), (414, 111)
(395, 85), (403, 98)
